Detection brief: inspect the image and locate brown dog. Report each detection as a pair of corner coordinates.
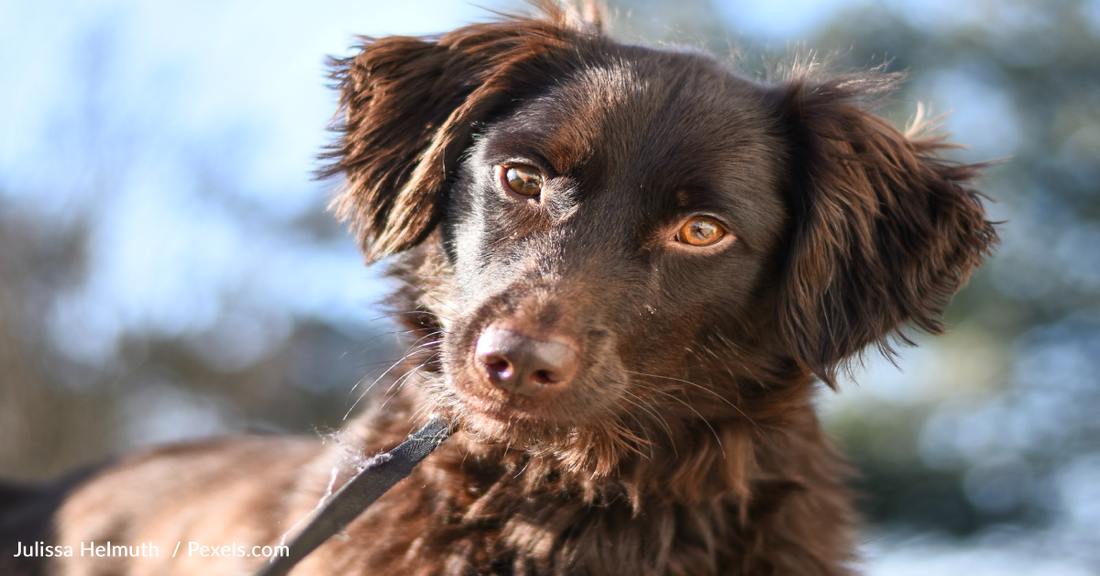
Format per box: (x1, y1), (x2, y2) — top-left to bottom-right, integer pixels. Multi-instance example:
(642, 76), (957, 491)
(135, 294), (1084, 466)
(15, 3), (995, 575)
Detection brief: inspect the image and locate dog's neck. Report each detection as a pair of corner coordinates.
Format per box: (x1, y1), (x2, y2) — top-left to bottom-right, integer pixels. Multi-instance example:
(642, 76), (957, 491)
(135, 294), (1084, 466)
(323, 374), (856, 575)
(345, 369), (827, 514)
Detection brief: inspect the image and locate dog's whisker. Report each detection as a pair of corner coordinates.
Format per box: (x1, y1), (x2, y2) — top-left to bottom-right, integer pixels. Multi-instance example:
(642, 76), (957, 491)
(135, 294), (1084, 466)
(623, 368), (734, 408)
(345, 341), (431, 402)
(618, 389), (677, 458)
(344, 342), (440, 418)
(623, 377), (727, 453)
(371, 310), (456, 327)
(389, 275), (462, 318)
(622, 369), (766, 438)
(612, 394), (661, 460)
(371, 357), (437, 415)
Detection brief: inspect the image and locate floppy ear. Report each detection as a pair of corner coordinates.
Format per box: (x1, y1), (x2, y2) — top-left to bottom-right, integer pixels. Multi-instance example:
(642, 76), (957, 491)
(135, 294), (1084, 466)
(320, 4), (602, 263)
(774, 71), (998, 386)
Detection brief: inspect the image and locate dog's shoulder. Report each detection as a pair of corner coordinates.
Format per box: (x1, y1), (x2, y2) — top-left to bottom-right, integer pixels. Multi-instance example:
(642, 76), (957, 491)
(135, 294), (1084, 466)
(53, 436), (322, 572)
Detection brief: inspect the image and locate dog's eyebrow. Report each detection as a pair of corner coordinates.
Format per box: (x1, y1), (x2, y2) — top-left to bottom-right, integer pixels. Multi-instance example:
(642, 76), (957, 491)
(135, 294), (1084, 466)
(481, 127), (587, 175)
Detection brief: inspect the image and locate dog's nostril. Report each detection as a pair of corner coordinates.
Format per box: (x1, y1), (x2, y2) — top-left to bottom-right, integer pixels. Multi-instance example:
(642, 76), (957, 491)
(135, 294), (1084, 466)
(474, 327), (579, 395)
(532, 369), (555, 384)
(483, 357), (513, 379)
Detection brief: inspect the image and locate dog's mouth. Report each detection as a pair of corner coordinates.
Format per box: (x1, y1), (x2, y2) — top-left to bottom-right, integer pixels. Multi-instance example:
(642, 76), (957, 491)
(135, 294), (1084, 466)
(454, 389), (548, 423)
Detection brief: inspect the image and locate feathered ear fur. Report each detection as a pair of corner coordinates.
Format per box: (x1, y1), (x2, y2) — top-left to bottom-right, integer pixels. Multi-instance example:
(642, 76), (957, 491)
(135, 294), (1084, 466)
(774, 70), (998, 386)
(320, 2), (605, 263)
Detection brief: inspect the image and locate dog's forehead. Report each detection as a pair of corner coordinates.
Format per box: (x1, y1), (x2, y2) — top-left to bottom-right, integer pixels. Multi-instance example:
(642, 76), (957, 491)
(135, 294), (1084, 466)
(498, 50), (782, 176)
(480, 49), (787, 242)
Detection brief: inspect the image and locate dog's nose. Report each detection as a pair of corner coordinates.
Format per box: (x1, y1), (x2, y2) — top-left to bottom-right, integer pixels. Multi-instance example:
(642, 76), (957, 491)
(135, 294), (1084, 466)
(475, 327), (579, 395)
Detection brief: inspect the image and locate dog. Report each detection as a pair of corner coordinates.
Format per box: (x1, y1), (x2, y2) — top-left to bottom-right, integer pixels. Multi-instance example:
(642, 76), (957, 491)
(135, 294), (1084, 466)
(4, 3), (996, 575)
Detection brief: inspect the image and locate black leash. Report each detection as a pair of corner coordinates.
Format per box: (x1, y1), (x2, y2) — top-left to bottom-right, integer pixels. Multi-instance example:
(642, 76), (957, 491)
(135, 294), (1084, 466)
(254, 418), (452, 576)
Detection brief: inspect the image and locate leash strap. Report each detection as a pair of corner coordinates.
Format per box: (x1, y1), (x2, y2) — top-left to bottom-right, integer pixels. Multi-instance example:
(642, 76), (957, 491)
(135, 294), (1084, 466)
(254, 418), (451, 576)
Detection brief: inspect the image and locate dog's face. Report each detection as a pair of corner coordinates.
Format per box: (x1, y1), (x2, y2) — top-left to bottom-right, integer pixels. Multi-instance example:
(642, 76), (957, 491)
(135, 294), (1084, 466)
(324, 8), (995, 472)
(437, 53), (789, 446)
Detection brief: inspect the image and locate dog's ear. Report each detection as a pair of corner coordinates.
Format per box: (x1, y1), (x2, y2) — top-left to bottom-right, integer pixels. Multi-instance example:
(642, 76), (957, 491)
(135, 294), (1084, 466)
(320, 5), (602, 263)
(774, 71), (998, 386)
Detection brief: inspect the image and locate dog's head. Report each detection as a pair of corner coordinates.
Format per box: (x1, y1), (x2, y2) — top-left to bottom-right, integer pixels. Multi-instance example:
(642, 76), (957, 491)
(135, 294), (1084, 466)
(324, 4), (995, 476)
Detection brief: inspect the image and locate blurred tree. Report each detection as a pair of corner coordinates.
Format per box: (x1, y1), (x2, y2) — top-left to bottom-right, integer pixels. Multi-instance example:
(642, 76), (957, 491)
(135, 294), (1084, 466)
(0, 203), (110, 479)
(0, 21), (405, 480)
(806, 0), (1100, 546)
(0, 193), (403, 480)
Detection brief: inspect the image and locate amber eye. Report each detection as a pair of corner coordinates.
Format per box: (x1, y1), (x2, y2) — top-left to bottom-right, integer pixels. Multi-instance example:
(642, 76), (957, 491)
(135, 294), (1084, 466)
(502, 165), (543, 197)
(676, 217), (726, 246)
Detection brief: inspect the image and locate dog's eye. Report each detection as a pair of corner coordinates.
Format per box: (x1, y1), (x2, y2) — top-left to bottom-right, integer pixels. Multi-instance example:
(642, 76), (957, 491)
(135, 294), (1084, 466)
(676, 217), (726, 247)
(502, 165), (543, 197)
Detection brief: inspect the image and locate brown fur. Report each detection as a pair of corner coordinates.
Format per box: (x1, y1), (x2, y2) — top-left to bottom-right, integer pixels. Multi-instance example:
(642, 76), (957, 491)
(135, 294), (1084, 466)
(10, 3), (995, 575)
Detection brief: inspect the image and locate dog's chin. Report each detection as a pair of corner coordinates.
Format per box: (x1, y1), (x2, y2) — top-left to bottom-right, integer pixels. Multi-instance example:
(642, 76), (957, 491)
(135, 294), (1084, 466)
(449, 380), (582, 441)
(455, 412), (643, 479)
(436, 371), (644, 477)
